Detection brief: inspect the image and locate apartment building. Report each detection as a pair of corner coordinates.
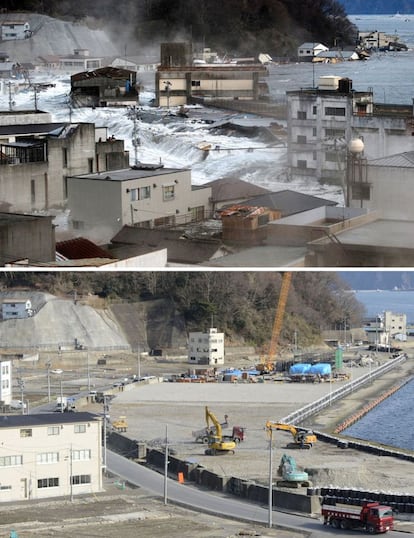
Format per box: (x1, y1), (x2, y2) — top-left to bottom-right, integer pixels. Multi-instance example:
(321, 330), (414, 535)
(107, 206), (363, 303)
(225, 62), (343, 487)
(188, 328), (224, 365)
(0, 413), (102, 502)
(287, 76), (414, 189)
(0, 357), (12, 405)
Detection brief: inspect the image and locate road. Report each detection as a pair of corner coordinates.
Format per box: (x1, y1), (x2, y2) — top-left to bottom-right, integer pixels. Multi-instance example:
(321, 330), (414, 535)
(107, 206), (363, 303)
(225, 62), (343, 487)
(107, 450), (404, 537)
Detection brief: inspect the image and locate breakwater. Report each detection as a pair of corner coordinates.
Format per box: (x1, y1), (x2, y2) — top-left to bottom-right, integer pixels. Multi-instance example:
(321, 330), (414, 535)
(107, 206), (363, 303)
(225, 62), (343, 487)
(333, 375), (414, 434)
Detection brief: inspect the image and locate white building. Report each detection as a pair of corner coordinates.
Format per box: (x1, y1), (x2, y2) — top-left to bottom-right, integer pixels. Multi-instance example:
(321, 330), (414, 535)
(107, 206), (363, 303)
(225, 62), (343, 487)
(0, 413), (103, 502)
(363, 311), (407, 345)
(297, 42), (329, 61)
(384, 310), (406, 339)
(1, 18), (31, 41)
(2, 298), (33, 319)
(0, 357), (11, 405)
(188, 328), (224, 365)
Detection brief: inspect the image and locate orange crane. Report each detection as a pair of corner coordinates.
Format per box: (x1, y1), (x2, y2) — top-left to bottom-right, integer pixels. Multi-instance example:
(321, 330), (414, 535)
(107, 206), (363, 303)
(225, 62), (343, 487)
(258, 272), (292, 373)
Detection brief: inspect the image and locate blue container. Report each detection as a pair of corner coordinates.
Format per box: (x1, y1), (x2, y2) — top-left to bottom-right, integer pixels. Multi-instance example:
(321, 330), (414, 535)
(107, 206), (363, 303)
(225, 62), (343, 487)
(289, 363), (312, 375)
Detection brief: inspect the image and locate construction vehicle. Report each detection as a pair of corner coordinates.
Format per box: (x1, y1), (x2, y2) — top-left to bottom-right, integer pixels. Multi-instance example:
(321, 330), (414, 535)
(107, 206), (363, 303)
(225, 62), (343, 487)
(223, 426), (246, 444)
(111, 416), (128, 432)
(204, 406), (236, 455)
(257, 272), (292, 373)
(321, 500), (394, 534)
(277, 453), (311, 488)
(193, 414), (229, 443)
(265, 421), (317, 449)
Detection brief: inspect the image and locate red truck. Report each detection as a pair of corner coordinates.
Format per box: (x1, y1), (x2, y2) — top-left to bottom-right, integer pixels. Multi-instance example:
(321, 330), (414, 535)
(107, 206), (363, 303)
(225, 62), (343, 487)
(321, 500), (394, 534)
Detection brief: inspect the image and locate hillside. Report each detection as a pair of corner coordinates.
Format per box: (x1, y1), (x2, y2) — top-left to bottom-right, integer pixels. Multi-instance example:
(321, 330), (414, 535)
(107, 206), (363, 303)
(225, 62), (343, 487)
(340, 0), (414, 14)
(340, 271), (414, 290)
(1, 1), (357, 57)
(0, 13), (120, 63)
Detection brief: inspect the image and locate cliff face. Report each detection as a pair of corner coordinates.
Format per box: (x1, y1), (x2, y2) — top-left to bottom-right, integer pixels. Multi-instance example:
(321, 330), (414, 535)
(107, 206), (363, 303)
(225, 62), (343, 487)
(340, 0), (414, 14)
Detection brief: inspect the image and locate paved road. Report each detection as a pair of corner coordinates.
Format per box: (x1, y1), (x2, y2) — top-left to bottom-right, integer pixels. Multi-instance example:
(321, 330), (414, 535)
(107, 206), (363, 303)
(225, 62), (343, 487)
(107, 450), (405, 537)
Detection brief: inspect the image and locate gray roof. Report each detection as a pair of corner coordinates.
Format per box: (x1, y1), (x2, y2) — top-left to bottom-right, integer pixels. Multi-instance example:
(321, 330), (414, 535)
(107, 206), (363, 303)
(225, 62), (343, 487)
(111, 226), (223, 264)
(244, 189), (337, 217)
(70, 165), (188, 182)
(331, 219), (414, 249)
(0, 123), (66, 137)
(369, 152), (414, 168)
(299, 43), (326, 49)
(0, 412), (100, 428)
(203, 245), (307, 267)
(203, 177), (270, 203)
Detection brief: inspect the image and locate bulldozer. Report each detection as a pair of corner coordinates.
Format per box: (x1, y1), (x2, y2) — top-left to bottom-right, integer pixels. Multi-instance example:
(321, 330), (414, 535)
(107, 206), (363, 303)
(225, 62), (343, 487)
(265, 421), (317, 449)
(204, 406), (236, 455)
(111, 416), (128, 432)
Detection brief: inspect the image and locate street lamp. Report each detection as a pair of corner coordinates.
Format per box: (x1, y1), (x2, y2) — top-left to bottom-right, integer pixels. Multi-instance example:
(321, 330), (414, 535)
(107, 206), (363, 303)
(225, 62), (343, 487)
(137, 344), (141, 380)
(17, 378), (25, 415)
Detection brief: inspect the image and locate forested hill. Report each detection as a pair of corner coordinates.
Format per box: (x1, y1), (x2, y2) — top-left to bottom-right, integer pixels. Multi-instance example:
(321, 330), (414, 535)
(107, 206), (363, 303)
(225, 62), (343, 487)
(340, 0), (414, 14)
(1, 0), (357, 56)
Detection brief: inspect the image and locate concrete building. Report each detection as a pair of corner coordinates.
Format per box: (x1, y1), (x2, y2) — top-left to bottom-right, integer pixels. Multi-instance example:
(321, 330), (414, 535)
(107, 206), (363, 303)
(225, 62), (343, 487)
(384, 310), (407, 339)
(0, 114), (129, 213)
(156, 43), (268, 106)
(188, 328), (224, 365)
(358, 31), (400, 50)
(363, 311), (406, 345)
(58, 49), (102, 72)
(0, 357), (12, 405)
(0, 413), (102, 502)
(2, 298), (33, 320)
(0, 213), (55, 266)
(70, 67), (139, 108)
(287, 78), (414, 188)
(67, 165), (211, 243)
(297, 43), (329, 61)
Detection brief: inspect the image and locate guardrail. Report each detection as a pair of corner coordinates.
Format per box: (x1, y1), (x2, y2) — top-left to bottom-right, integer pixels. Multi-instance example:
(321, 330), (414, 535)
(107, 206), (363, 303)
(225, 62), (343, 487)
(281, 354), (407, 425)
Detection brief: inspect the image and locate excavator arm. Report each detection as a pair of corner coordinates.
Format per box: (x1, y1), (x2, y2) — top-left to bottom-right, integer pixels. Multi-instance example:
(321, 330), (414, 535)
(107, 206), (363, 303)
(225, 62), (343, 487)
(266, 420), (317, 449)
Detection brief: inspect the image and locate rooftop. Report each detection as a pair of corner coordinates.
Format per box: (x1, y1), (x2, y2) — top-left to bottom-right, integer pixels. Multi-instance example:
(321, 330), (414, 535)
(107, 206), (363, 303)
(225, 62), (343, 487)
(70, 165), (189, 182)
(0, 212), (53, 225)
(245, 189), (337, 217)
(369, 151), (414, 168)
(0, 412), (101, 428)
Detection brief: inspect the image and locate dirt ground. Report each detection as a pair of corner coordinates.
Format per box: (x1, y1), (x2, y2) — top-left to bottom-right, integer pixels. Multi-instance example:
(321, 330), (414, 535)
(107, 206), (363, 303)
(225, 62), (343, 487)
(0, 478), (307, 538)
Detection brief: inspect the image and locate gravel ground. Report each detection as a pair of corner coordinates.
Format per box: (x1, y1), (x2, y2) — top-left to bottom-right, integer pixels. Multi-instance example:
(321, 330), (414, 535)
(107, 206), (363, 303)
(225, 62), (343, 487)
(99, 354), (414, 496)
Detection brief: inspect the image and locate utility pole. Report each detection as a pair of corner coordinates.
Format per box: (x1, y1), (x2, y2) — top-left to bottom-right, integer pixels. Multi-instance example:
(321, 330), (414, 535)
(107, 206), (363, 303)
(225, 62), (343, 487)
(46, 362), (51, 403)
(137, 343), (141, 379)
(163, 427), (169, 504)
(86, 351), (91, 392)
(60, 379), (64, 413)
(70, 444), (73, 502)
(268, 427), (274, 528)
(17, 378), (25, 415)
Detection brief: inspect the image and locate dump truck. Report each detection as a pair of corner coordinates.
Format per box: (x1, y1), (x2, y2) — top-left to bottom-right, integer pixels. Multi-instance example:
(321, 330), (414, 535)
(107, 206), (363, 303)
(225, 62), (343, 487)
(321, 500), (394, 534)
(193, 414), (229, 444)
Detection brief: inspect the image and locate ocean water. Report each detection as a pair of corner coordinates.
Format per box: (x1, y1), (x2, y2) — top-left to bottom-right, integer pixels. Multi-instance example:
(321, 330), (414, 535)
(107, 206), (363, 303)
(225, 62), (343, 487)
(355, 290), (414, 322)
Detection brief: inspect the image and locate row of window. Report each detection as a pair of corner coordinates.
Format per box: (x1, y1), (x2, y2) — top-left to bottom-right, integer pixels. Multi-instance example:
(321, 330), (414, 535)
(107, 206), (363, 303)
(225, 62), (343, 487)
(0, 449), (92, 467)
(297, 107), (346, 120)
(296, 128), (346, 145)
(2, 379), (9, 388)
(130, 185), (176, 202)
(20, 424), (88, 438)
(37, 475), (91, 488)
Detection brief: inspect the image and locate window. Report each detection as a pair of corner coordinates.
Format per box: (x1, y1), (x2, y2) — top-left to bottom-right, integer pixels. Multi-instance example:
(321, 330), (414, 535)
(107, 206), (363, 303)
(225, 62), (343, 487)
(74, 424), (86, 433)
(352, 184), (371, 200)
(325, 128), (345, 138)
(72, 449), (91, 461)
(325, 107), (346, 117)
(31, 179), (35, 204)
(71, 474), (91, 485)
(162, 185), (175, 201)
(0, 455), (22, 467)
(297, 135), (307, 144)
(62, 148), (68, 167)
(0, 485), (12, 491)
(38, 477), (59, 488)
(297, 160), (307, 169)
(47, 426), (60, 436)
(20, 429), (32, 438)
(37, 452), (59, 464)
(312, 127), (317, 137)
(191, 80), (201, 87)
(140, 186), (151, 199)
(297, 111), (307, 120)
(130, 188), (139, 201)
(88, 158), (94, 173)
(313, 106), (317, 115)
(72, 220), (85, 231)
(325, 151), (345, 163)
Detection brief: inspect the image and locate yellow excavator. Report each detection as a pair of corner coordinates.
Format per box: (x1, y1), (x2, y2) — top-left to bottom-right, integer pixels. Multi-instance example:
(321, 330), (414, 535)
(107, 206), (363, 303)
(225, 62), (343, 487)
(204, 406), (236, 455)
(265, 421), (317, 449)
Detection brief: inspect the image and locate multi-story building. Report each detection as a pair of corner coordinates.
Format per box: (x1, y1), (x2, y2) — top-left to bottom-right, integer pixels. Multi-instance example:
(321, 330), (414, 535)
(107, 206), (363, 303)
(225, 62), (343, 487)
(188, 328), (224, 365)
(67, 165), (211, 243)
(0, 357), (12, 405)
(156, 43), (268, 106)
(2, 297), (33, 320)
(287, 77), (414, 191)
(384, 310), (406, 339)
(0, 112), (129, 213)
(0, 14), (31, 41)
(0, 413), (103, 502)
(363, 311), (407, 345)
